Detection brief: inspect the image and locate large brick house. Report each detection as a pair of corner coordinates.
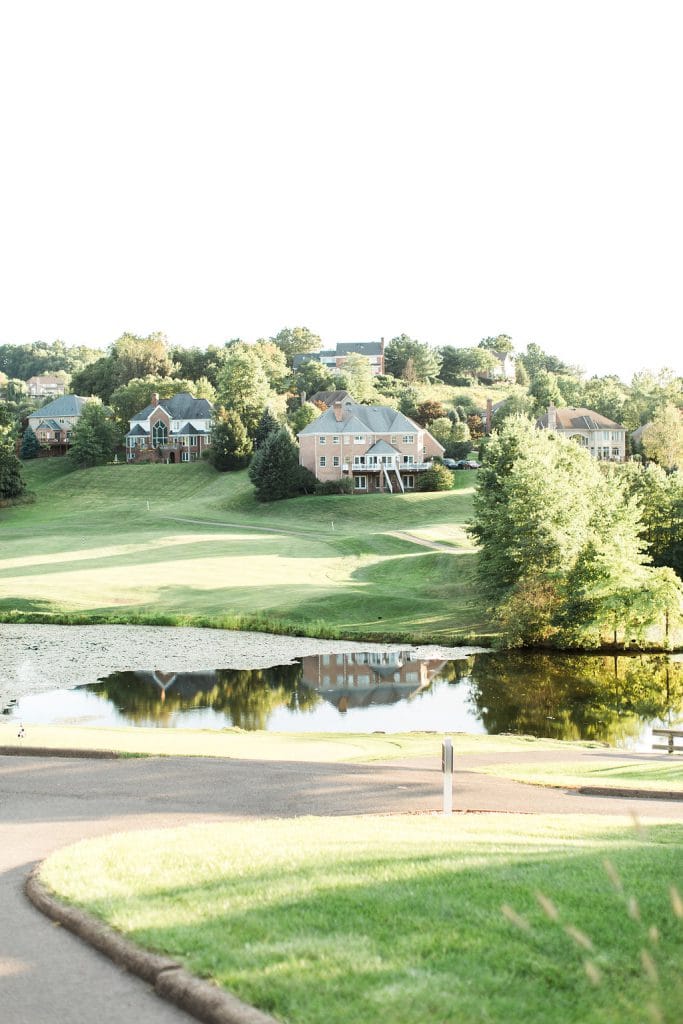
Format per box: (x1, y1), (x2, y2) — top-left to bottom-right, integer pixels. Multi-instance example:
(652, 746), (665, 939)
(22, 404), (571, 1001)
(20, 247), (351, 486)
(292, 339), (385, 376)
(537, 405), (627, 461)
(26, 374), (67, 398)
(26, 394), (88, 455)
(298, 400), (444, 493)
(125, 392), (213, 463)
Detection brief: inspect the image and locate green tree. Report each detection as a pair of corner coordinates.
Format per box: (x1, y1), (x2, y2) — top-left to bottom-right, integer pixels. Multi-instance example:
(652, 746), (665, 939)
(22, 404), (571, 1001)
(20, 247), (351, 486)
(67, 400), (121, 469)
(622, 369), (682, 430)
(529, 369), (564, 414)
(209, 407), (252, 471)
(0, 420), (25, 499)
(642, 403), (683, 470)
(581, 375), (628, 424)
(293, 359), (335, 399)
(20, 426), (41, 460)
(416, 462), (453, 491)
(289, 401), (321, 434)
(248, 427), (316, 501)
(335, 353), (378, 402)
(252, 341), (290, 391)
(216, 344), (273, 436)
(384, 335), (442, 381)
(254, 408), (281, 450)
(478, 334), (514, 355)
(271, 326), (321, 364)
(110, 332), (175, 384)
(438, 346), (495, 384)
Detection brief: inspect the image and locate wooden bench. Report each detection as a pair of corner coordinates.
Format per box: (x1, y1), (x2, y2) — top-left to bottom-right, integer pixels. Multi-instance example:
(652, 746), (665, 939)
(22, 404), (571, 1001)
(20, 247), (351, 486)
(652, 729), (683, 755)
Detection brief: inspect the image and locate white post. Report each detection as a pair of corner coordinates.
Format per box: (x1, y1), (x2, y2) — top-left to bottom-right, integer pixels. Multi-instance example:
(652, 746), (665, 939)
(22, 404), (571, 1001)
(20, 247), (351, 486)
(442, 736), (453, 815)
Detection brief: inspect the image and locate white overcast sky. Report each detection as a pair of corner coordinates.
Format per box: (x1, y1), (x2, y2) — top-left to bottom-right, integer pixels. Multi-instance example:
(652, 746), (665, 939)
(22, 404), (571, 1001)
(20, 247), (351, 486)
(0, 0), (681, 382)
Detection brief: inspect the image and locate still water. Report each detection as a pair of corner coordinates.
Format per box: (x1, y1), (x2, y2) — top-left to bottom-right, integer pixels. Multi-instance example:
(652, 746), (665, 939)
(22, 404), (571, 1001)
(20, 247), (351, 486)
(4, 649), (683, 751)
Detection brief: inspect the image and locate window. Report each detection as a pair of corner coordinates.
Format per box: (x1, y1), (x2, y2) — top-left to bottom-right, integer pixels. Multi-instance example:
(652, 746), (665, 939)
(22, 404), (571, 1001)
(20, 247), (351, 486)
(612, 447), (620, 458)
(353, 455), (366, 466)
(403, 455), (414, 465)
(152, 421), (168, 447)
(332, 435), (339, 444)
(405, 474), (415, 489)
(319, 456), (327, 467)
(354, 434), (365, 443)
(402, 434), (414, 444)
(333, 456), (340, 467)
(319, 436), (326, 445)
(390, 435), (397, 443)
(354, 475), (367, 490)
(181, 450), (190, 462)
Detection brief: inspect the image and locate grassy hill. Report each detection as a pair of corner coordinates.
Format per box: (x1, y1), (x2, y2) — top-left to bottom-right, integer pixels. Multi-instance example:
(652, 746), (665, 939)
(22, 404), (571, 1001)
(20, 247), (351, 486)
(0, 460), (490, 643)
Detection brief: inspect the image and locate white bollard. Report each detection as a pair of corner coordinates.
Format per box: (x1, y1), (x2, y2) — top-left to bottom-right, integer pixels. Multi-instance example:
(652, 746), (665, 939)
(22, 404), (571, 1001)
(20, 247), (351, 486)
(442, 736), (453, 815)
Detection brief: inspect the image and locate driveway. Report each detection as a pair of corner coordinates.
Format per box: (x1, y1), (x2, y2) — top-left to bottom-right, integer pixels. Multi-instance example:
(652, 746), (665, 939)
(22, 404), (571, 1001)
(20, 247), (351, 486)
(3, 750), (682, 1024)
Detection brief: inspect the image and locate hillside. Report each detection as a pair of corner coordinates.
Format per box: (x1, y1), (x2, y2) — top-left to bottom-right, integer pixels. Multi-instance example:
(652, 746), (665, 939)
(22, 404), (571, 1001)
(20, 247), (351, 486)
(0, 460), (490, 643)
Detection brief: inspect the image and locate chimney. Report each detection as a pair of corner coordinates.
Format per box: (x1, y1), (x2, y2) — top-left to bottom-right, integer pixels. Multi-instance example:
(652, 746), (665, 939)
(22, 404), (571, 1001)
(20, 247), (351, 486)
(547, 403), (557, 431)
(301, 391), (306, 406)
(151, 392), (159, 407)
(380, 336), (385, 350)
(333, 400), (344, 422)
(485, 398), (493, 435)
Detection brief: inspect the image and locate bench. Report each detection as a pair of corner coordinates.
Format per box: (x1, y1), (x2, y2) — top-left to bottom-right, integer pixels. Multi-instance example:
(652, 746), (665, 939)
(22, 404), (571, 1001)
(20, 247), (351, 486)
(652, 729), (683, 755)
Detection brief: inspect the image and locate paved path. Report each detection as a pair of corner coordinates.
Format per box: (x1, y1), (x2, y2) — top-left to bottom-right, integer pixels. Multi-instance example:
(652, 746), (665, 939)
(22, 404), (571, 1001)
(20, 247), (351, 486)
(3, 750), (683, 1024)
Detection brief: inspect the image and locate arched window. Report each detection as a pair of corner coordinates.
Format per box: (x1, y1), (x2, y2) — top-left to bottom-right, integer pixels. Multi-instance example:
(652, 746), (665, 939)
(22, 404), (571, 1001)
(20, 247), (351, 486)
(153, 421), (168, 447)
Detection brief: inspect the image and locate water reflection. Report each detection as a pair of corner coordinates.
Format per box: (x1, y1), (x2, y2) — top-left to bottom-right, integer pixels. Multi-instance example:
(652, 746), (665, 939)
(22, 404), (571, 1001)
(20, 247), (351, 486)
(5, 651), (683, 748)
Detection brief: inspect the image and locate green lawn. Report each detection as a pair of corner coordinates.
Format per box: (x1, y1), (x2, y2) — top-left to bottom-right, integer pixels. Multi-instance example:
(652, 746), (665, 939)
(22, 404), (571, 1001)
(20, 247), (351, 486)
(0, 460), (489, 642)
(0, 723), (598, 761)
(40, 814), (683, 1024)
(480, 759), (683, 794)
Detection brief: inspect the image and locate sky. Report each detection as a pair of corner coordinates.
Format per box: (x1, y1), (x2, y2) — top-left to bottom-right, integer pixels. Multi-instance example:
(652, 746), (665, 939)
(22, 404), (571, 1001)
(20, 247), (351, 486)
(0, 0), (681, 383)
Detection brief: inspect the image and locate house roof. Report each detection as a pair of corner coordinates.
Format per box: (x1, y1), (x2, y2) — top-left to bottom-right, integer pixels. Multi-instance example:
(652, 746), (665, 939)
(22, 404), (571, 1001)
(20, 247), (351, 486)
(291, 352), (322, 369)
(175, 422), (210, 436)
(336, 342), (383, 356)
(26, 374), (65, 385)
(126, 424), (150, 437)
(537, 407), (625, 431)
(631, 422), (652, 443)
(298, 402), (422, 437)
(309, 390), (354, 407)
(28, 394), (88, 418)
(34, 419), (62, 431)
(131, 393), (214, 422)
(365, 440), (400, 456)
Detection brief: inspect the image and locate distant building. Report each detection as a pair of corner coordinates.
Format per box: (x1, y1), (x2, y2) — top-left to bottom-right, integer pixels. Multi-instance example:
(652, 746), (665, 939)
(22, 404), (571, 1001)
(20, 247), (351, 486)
(292, 339), (385, 376)
(300, 651), (448, 711)
(298, 399), (444, 493)
(125, 392), (213, 463)
(26, 394), (88, 455)
(308, 390), (354, 410)
(26, 375), (67, 398)
(537, 405), (626, 461)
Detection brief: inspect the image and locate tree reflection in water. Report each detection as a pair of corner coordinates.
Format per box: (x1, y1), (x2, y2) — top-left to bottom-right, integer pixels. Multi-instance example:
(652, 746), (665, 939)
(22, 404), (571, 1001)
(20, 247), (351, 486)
(467, 652), (683, 745)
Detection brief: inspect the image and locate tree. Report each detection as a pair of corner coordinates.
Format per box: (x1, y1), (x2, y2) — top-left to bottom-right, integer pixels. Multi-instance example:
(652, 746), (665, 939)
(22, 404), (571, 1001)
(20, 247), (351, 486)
(642, 403), (683, 470)
(529, 369), (564, 414)
(622, 369), (682, 430)
(248, 428), (316, 501)
(384, 335), (442, 381)
(209, 408), (252, 471)
(414, 400), (446, 426)
(252, 341), (290, 391)
(490, 393), (535, 429)
(335, 353), (378, 403)
(20, 426), (41, 460)
(67, 401), (121, 468)
(216, 344), (273, 436)
(416, 462), (453, 491)
(271, 326), (321, 364)
(0, 421), (25, 500)
(438, 346), (496, 384)
(110, 332), (175, 384)
(293, 359), (335, 399)
(253, 408), (281, 450)
(289, 401), (321, 434)
(479, 334), (514, 355)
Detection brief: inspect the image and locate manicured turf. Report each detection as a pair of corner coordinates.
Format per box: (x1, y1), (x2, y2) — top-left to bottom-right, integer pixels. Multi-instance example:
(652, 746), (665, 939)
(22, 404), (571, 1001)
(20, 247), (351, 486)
(481, 759), (683, 793)
(0, 723), (598, 761)
(40, 814), (683, 1024)
(0, 460), (488, 642)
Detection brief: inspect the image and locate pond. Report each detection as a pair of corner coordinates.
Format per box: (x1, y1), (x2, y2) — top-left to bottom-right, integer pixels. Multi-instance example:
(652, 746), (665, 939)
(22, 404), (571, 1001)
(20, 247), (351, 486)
(4, 644), (683, 751)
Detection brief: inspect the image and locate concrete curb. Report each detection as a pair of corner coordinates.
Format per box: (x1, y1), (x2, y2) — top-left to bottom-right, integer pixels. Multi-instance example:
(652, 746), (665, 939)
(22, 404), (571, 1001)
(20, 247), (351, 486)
(25, 868), (280, 1024)
(0, 745), (121, 761)
(576, 785), (683, 802)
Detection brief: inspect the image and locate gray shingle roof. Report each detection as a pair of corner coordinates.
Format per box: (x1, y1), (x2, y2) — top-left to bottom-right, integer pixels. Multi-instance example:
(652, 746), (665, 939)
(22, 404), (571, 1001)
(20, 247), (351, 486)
(365, 440), (400, 455)
(131, 393), (214, 421)
(175, 422), (210, 436)
(336, 342), (383, 356)
(126, 424), (150, 437)
(537, 407), (624, 431)
(298, 402), (420, 437)
(30, 395), (88, 418)
(34, 419), (63, 431)
(309, 390), (354, 406)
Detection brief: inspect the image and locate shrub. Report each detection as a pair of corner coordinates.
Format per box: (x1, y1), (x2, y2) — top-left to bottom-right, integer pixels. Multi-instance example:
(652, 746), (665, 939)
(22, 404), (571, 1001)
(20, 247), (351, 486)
(315, 478), (354, 495)
(417, 462), (453, 491)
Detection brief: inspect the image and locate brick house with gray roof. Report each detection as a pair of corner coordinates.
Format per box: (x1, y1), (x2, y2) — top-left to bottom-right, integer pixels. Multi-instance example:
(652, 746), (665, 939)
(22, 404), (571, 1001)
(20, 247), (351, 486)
(298, 400), (444, 493)
(125, 392), (213, 463)
(26, 394), (88, 455)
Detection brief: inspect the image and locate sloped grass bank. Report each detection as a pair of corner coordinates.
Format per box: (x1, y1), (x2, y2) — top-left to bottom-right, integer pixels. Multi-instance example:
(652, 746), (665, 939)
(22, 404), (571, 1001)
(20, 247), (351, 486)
(0, 461), (488, 643)
(40, 815), (683, 1024)
(480, 759), (683, 794)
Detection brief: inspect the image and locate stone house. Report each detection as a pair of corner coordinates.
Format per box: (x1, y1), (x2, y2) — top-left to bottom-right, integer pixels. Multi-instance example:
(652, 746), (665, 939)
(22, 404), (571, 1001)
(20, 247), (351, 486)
(298, 400), (445, 493)
(26, 374), (67, 398)
(537, 404), (627, 461)
(26, 394), (88, 455)
(125, 392), (213, 463)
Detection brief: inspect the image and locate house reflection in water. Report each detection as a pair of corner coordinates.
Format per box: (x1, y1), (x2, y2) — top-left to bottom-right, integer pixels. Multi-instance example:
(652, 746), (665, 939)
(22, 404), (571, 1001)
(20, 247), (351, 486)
(300, 651), (448, 712)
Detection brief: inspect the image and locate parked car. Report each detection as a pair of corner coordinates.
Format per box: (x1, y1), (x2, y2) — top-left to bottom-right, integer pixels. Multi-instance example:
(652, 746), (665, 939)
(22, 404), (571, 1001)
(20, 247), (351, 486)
(452, 459), (481, 470)
(442, 458), (457, 469)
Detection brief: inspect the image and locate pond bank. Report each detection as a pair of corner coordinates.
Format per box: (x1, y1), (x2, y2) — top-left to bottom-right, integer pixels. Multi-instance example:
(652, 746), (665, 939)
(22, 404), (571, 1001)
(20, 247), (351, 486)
(0, 623), (484, 703)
